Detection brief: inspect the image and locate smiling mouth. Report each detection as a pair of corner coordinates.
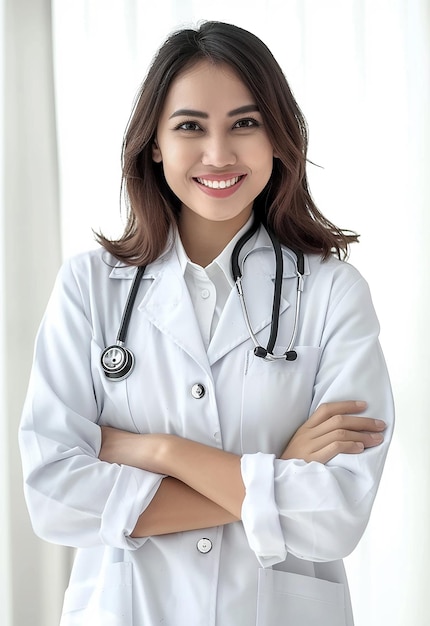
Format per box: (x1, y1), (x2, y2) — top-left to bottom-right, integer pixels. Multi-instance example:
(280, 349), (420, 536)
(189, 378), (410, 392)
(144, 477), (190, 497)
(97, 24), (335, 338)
(195, 175), (244, 189)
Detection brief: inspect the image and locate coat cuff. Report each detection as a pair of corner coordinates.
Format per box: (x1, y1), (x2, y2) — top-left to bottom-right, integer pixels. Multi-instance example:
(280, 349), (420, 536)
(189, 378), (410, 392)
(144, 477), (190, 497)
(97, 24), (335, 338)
(241, 452), (286, 567)
(100, 466), (164, 549)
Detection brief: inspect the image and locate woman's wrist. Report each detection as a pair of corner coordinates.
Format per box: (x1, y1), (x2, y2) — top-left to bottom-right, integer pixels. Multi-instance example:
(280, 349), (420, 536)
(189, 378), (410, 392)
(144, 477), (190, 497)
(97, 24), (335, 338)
(99, 427), (183, 475)
(139, 433), (176, 474)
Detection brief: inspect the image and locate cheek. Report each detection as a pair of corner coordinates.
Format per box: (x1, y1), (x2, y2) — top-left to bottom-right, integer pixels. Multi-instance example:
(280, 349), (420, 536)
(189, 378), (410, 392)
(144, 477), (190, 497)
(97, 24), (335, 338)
(257, 151), (275, 184)
(161, 144), (197, 178)
(248, 139), (274, 174)
(160, 155), (196, 200)
(162, 161), (187, 188)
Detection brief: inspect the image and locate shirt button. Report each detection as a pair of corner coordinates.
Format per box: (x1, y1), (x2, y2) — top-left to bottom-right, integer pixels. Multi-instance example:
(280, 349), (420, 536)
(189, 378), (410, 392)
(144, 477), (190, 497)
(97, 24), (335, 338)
(201, 288), (210, 299)
(191, 383), (206, 399)
(197, 538), (213, 554)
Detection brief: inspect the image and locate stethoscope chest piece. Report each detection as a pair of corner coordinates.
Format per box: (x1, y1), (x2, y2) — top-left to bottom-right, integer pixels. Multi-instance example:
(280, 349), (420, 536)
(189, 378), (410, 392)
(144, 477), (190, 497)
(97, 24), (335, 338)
(101, 344), (135, 381)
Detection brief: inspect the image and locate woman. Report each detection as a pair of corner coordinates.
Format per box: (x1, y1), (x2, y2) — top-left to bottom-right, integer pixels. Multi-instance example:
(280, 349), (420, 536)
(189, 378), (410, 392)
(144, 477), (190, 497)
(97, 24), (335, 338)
(19, 21), (394, 626)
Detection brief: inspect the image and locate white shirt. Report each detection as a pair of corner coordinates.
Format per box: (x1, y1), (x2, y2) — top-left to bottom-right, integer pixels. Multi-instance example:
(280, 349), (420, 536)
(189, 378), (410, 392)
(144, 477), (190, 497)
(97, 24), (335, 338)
(175, 217), (255, 349)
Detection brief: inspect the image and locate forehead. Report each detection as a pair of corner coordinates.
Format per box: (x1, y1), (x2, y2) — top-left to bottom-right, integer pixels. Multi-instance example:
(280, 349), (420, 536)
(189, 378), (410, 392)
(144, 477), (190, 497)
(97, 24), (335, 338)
(160, 60), (256, 115)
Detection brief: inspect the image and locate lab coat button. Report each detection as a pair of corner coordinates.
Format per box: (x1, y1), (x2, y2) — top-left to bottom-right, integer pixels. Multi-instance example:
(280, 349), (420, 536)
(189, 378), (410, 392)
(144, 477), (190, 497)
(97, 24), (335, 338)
(191, 383), (206, 399)
(201, 288), (210, 299)
(197, 538), (212, 554)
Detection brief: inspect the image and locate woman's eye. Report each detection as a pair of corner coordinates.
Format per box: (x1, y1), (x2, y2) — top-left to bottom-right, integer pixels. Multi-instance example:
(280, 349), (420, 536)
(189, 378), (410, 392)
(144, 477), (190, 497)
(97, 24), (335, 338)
(233, 118), (260, 129)
(175, 121), (202, 132)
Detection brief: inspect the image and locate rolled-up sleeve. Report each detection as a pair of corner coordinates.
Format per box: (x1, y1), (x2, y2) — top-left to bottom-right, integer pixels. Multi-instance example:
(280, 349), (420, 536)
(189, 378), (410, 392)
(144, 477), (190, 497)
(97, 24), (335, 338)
(19, 256), (163, 549)
(240, 266), (394, 566)
(241, 453), (285, 567)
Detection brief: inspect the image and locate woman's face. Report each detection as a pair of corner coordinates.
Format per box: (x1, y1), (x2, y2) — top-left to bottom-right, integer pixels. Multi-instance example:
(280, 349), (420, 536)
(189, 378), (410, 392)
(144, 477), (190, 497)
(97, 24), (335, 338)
(152, 60), (275, 230)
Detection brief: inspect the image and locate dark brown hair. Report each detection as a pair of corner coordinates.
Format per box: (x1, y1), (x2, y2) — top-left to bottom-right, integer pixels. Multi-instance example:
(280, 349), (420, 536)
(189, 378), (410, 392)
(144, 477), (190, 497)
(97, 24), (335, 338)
(96, 21), (358, 264)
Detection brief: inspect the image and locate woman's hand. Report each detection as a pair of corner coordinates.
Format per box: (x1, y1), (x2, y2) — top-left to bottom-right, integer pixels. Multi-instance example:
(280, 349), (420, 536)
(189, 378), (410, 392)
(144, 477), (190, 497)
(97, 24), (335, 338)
(281, 401), (386, 464)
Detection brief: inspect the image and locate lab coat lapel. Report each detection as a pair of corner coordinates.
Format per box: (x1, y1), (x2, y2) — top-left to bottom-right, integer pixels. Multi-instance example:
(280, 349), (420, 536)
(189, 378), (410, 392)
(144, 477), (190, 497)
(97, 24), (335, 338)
(207, 248), (290, 366)
(136, 253), (212, 375)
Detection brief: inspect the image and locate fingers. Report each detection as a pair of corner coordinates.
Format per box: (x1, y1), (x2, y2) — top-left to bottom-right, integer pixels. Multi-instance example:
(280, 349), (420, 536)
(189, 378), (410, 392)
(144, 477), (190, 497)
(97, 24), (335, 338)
(281, 400), (387, 464)
(313, 413), (386, 438)
(308, 428), (384, 464)
(308, 428), (385, 464)
(309, 403), (386, 461)
(310, 440), (365, 465)
(281, 426), (384, 464)
(308, 401), (368, 426)
(308, 401), (386, 434)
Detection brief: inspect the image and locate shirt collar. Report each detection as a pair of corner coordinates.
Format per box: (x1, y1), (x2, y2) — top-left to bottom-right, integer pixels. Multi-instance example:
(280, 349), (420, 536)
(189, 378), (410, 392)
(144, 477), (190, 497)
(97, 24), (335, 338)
(174, 214), (257, 288)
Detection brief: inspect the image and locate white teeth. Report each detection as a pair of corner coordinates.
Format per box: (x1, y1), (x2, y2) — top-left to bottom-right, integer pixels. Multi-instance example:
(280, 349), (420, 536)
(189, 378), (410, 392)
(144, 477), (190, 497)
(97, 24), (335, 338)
(196, 176), (241, 189)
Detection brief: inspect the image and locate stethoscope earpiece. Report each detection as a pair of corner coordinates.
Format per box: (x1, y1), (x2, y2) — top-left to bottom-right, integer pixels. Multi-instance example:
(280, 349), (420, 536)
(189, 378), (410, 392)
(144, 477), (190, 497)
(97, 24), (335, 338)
(253, 347), (298, 361)
(254, 346), (268, 358)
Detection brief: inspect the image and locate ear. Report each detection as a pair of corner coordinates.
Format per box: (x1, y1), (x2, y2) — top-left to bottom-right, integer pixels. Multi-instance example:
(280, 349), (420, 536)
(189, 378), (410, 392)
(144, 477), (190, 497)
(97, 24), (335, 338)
(152, 139), (162, 163)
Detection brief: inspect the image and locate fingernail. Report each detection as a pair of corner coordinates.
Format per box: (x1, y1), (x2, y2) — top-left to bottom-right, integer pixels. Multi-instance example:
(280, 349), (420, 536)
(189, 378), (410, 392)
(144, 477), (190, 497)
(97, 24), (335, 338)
(375, 419), (386, 429)
(355, 401), (367, 408)
(370, 433), (384, 442)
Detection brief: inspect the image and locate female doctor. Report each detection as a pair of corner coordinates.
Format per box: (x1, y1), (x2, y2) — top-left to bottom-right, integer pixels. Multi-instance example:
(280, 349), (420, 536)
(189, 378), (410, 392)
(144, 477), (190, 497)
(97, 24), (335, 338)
(19, 21), (394, 626)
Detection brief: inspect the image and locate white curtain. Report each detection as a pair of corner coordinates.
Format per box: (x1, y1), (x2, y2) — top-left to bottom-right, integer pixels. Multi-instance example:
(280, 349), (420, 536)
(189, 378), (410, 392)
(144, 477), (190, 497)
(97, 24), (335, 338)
(1, 1), (429, 624)
(1, 1), (70, 625)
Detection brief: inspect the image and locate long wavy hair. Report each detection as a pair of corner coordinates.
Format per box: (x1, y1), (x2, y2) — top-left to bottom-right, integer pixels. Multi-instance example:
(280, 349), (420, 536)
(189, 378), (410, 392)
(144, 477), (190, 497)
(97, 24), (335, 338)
(96, 21), (358, 264)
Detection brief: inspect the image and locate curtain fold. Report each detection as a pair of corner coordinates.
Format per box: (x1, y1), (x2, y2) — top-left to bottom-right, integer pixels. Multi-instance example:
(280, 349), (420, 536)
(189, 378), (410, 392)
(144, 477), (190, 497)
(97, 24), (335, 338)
(0, 3), (11, 623)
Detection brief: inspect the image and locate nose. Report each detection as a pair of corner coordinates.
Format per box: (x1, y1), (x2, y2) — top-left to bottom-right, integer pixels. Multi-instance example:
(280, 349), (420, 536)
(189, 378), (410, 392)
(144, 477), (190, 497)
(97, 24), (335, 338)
(201, 134), (237, 167)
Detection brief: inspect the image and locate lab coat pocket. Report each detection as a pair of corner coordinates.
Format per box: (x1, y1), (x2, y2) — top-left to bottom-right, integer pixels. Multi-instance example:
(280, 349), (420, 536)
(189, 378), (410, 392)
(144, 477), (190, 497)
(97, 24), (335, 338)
(61, 561), (133, 626)
(256, 569), (346, 626)
(241, 346), (321, 453)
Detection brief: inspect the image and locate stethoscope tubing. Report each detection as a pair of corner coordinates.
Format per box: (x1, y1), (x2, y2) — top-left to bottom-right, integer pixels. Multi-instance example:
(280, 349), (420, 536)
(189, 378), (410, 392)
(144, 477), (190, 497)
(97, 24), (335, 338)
(101, 223), (305, 379)
(100, 265), (146, 381)
(231, 223), (305, 362)
(116, 265), (146, 344)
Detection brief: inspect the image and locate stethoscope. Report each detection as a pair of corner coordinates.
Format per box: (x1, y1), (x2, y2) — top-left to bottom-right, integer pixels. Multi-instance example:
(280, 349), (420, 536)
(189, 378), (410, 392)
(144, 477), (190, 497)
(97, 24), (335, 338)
(231, 220), (304, 362)
(100, 223), (305, 381)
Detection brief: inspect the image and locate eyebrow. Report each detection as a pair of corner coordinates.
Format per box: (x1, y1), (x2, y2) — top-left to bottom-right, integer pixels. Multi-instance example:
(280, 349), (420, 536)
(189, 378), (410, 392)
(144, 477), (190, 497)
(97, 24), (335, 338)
(168, 104), (260, 119)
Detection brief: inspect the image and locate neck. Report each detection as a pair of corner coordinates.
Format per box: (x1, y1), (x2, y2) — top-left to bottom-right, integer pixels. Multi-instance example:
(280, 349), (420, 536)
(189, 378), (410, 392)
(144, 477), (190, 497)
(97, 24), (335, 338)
(179, 209), (252, 267)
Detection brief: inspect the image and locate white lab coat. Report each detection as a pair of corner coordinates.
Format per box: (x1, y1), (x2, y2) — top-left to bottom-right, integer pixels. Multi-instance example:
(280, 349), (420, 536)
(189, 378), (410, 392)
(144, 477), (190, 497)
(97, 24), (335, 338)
(19, 226), (394, 626)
